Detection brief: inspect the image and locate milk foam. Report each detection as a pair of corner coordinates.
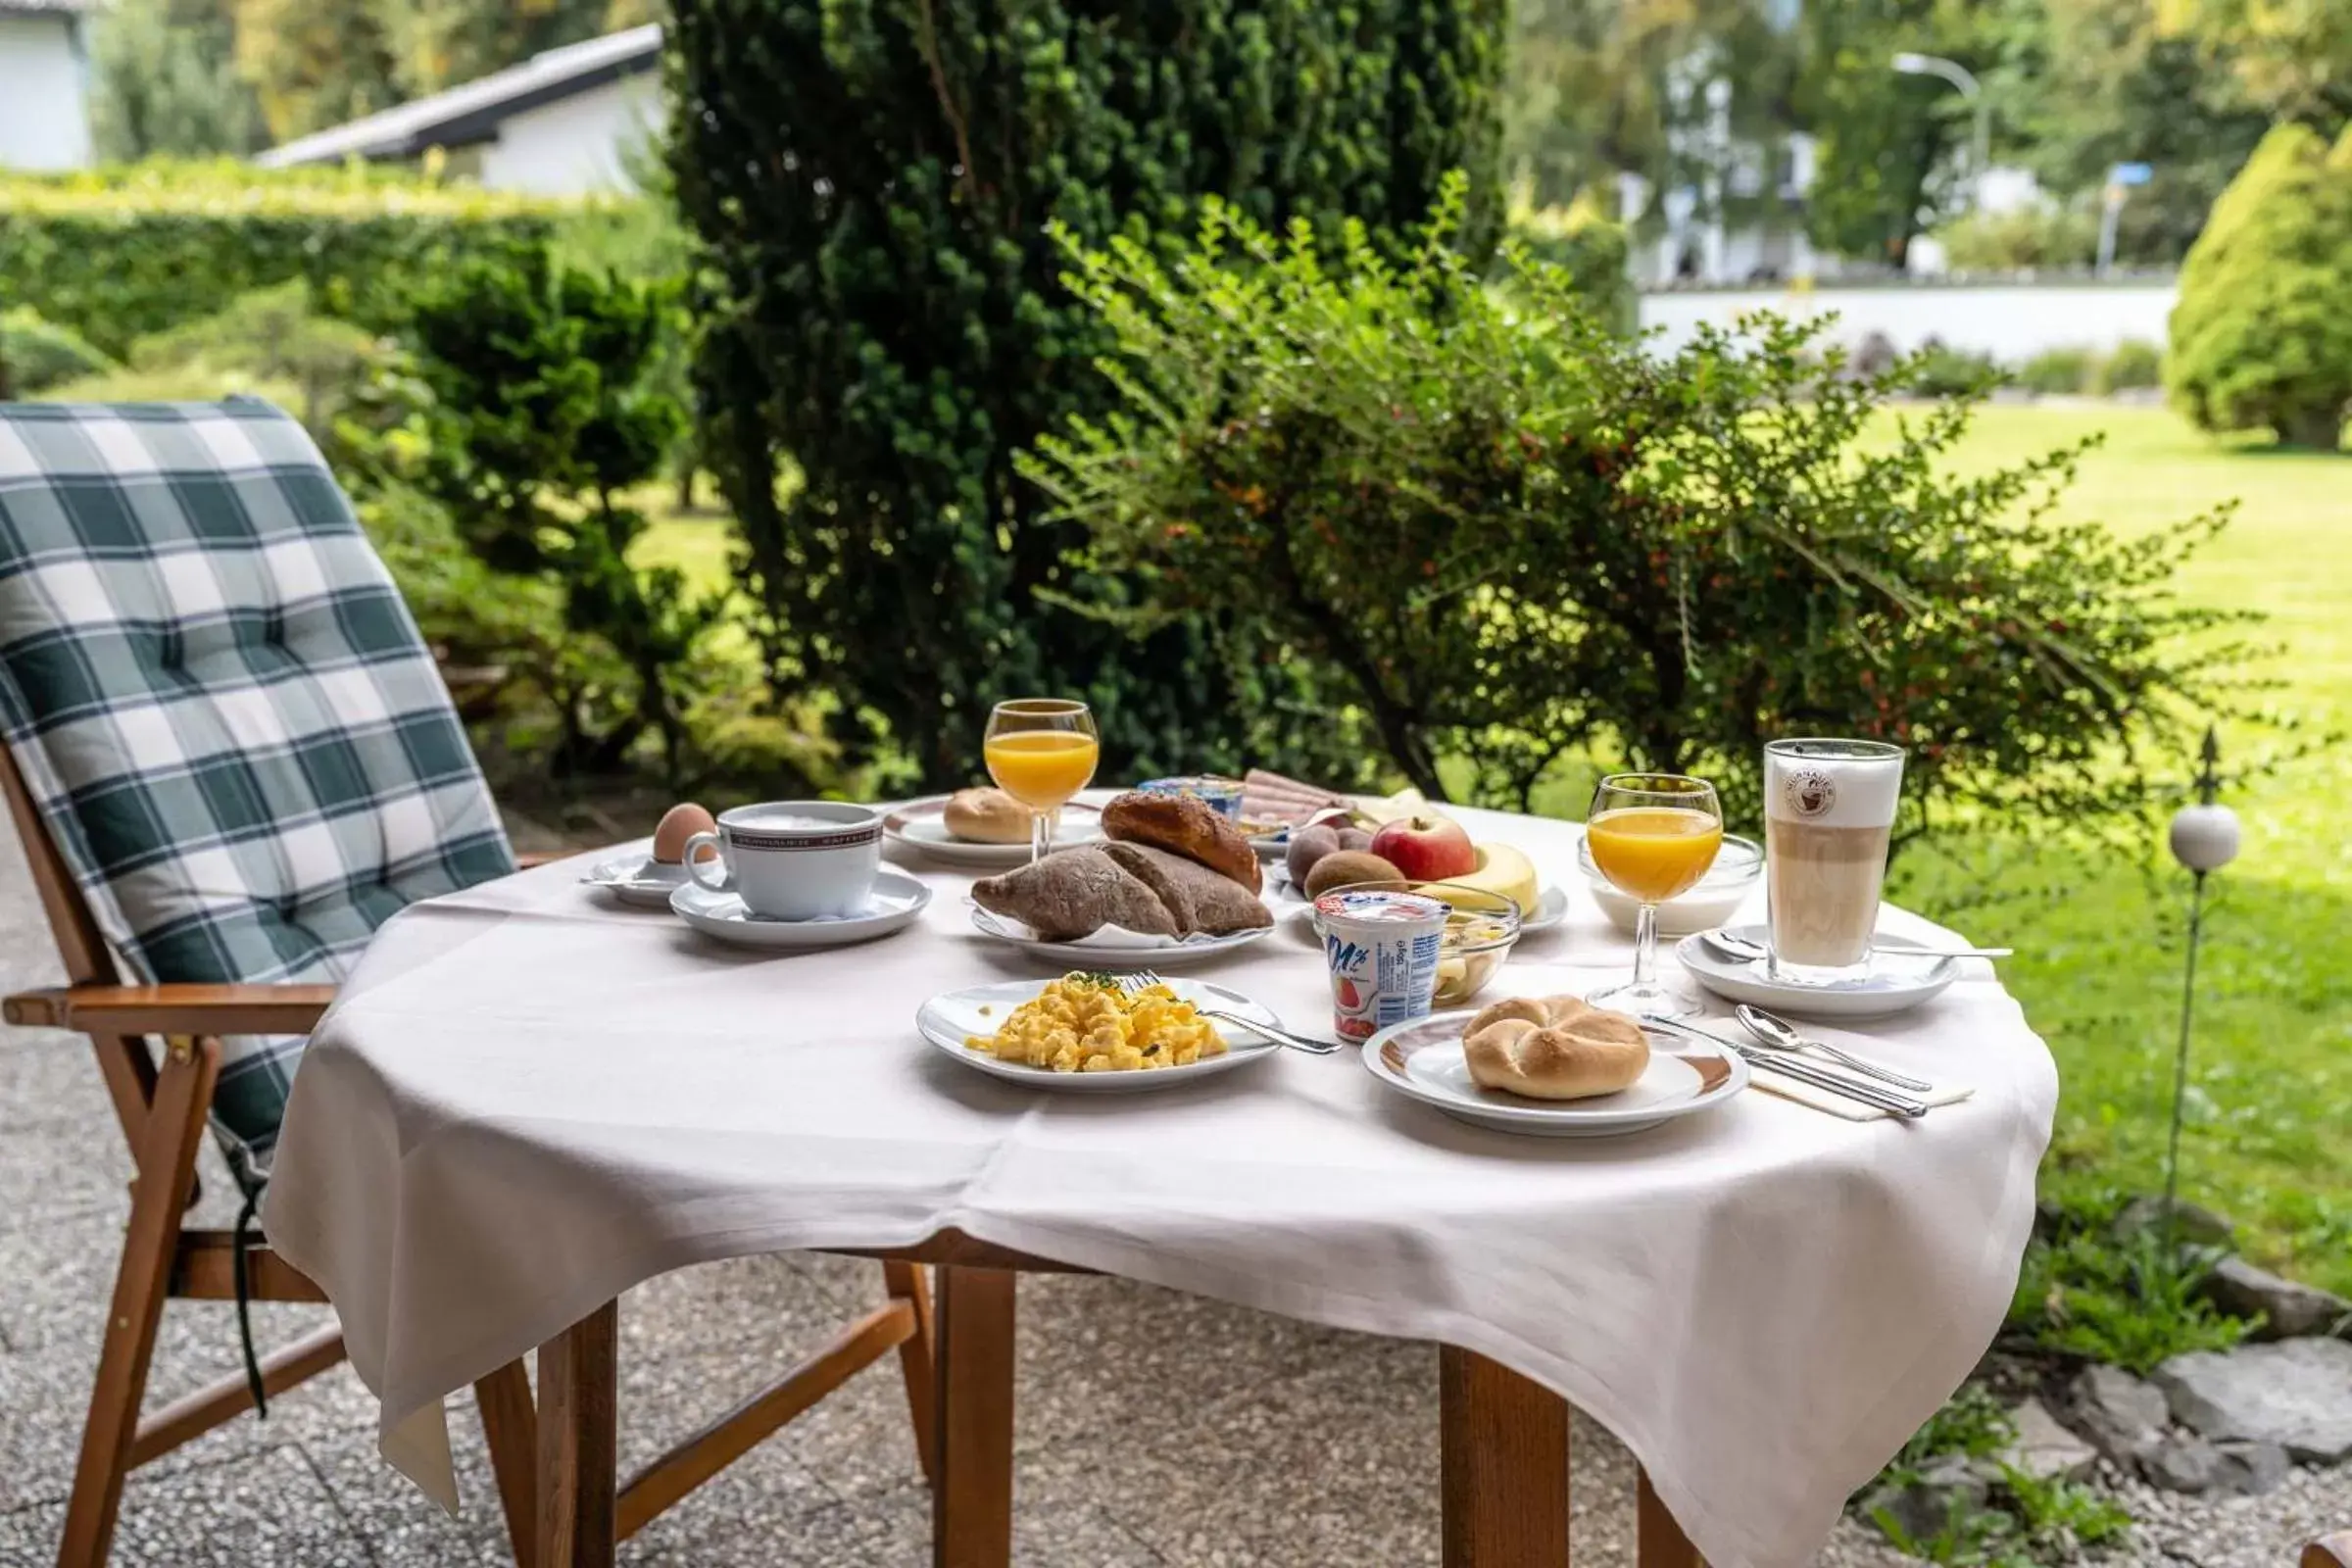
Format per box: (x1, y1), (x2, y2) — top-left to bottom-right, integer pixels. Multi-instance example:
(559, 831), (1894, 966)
(731, 805), (873, 831)
(1764, 742), (1903, 830)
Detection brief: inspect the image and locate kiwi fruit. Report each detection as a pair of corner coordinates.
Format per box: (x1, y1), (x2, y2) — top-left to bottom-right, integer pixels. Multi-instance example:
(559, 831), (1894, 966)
(1336, 827), (1375, 853)
(1285, 823), (1342, 886)
(1303, 850), (1408, 900)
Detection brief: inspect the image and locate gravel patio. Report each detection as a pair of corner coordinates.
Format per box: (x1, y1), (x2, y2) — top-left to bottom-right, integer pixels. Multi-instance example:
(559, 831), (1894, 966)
(0, 822), (2340, 1567)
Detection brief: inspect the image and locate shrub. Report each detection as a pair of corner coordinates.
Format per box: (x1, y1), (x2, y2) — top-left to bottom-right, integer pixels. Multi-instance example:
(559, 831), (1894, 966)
(1933, 205), (2099, 271)
(2015, 347), (2094, 397)
(0, 159), (569, 357)
(2094, 338), (2164, 394)
(2010, 1207), (2255, 1372)
(0, 308), (117, 395)
(126, 282), (386, 436)
(395, 248), (712, 778)
(1504, 182), (1633, 330)
(1026, 183), (2263, 846)
(668, 0), (1506, 792)
(1907, 339), (2005, 399)
(2168, 123), (2352, 451)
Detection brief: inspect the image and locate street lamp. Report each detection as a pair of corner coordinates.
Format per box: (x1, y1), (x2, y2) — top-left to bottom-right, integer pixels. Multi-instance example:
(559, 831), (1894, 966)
(1891, 51), (1989, 211)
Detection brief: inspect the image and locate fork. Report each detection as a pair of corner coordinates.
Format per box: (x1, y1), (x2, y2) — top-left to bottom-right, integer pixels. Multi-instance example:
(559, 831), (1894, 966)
(1116, 969), (1341, 1055)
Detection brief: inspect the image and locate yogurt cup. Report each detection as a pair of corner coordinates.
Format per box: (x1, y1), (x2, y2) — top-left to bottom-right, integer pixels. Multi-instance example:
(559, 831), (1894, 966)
(1315, 888), (1447, 1042)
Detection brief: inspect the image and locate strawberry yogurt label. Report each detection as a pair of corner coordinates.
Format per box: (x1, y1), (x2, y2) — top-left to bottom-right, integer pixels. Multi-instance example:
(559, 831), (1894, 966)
(1316, 890), (1446, 1041)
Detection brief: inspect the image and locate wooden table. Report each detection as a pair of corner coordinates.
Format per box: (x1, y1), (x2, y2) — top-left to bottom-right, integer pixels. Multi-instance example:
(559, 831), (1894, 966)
(526, 1234), (1708, 1568)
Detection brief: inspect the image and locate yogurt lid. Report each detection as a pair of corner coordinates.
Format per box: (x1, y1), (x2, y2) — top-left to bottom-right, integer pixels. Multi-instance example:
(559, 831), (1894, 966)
(1314, 888), (1447, 925)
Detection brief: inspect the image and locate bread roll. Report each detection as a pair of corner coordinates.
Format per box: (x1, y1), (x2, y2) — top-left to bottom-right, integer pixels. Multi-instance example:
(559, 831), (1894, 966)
(943, 787), (1032, 844)
(1101, 791), (1261, 893)
(1461, 996), (1649, 1102)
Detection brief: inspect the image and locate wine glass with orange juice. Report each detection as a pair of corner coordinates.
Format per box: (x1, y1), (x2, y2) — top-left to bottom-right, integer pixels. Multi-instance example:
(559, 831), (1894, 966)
(1584, 773), (1723, 1017)
(982, 699), (1102, 863)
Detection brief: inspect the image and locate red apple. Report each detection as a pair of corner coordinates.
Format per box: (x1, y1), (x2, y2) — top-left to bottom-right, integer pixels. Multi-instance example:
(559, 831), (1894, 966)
(1370, 813), (1476, 880)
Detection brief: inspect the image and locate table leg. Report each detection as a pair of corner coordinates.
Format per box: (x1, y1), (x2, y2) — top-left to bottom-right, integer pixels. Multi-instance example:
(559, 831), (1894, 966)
(932, 1265), (1015, 1568)
(537, 1300), (618, 1568)
(1638, 1468), (1705, 1568)
(1440, 1346), (1570, 1568)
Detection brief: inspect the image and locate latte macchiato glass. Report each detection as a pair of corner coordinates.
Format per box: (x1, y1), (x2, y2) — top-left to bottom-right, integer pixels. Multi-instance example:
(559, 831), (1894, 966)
(1763, 739), (1903, 985)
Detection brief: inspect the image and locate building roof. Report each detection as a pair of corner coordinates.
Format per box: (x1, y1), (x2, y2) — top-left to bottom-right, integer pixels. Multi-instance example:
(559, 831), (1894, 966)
(255, 24), (662, 168)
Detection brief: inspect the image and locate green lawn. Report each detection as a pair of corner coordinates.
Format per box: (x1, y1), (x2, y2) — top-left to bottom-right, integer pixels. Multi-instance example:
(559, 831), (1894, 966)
(1888, 405), (2352, 1296)
(639, 404), (2352, 1292)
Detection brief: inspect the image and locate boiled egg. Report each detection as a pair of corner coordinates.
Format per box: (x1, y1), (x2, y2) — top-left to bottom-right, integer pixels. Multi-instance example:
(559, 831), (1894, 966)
(651, 803), (719, 864)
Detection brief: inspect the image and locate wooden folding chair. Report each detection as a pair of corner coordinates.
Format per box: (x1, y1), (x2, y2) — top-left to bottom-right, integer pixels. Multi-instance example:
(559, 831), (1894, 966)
(0, 399), (935, 1564)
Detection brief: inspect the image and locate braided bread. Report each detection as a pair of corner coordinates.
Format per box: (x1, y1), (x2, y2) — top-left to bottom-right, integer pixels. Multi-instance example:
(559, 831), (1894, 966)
(1461, 995), (1650, 1101)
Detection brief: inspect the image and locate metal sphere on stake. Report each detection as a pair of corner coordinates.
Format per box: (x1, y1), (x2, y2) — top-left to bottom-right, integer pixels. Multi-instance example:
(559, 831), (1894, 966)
(2169, 798), (2239, 874)
(2160, 725), (2232, 1265)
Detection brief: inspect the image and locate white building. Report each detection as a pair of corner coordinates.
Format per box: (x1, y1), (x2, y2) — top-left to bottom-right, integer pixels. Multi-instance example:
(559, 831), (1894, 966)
(255, 24), (663, 197)
(0, 0), (93, 172)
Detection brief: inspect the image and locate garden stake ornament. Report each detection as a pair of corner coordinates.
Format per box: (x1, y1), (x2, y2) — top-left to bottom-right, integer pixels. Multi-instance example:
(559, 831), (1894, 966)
(2161, 725), (2239, 1270)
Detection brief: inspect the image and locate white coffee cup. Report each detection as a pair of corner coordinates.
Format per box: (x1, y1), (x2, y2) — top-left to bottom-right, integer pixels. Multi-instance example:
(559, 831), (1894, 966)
(683, 802), (883, 921)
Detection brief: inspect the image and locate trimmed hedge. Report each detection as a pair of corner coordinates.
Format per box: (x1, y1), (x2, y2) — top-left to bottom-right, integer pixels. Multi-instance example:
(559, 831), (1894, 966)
(670, 0), (1507, 790)
(0, 159), (574, 356)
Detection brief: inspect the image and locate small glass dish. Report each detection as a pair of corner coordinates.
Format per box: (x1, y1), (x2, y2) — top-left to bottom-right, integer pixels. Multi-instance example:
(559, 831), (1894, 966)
(1308, 879), (1522, 1007)
(1576, 831), (1761, 936)
(1135, 775), (1246, 822)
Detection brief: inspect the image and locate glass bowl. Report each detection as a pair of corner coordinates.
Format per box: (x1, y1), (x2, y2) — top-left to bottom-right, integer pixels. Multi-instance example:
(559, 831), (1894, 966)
(1576, 831), (1761, 936)
(1309, 879), (1522, 1007)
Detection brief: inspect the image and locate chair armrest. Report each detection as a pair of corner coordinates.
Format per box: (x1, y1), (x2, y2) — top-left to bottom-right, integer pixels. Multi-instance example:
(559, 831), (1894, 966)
(2307, 1531), (2352, 1568)
(3, 983), (337, 1035)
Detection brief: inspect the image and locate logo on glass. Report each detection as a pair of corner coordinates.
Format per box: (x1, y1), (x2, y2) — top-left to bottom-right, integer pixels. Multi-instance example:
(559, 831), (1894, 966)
(1782, 767), (1838, 819)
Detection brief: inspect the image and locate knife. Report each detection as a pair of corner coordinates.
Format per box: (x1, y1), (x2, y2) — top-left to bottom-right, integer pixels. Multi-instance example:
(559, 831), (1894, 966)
(1641, 1015), (1931, 1119)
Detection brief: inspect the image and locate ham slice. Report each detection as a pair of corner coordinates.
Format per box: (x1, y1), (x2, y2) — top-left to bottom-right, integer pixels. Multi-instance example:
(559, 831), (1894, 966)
(1241, 768), (1348, 827)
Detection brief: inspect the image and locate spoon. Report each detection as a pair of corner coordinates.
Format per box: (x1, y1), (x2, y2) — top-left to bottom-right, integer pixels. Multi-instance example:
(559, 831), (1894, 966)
(1735, 1004), (1935, 1094)
(1703, 928), (2011, 964)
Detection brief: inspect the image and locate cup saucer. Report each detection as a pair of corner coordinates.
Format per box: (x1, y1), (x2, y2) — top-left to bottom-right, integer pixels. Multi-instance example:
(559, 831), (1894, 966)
(1675, 921), (1957, 1020)
(669, 870), (933, 950)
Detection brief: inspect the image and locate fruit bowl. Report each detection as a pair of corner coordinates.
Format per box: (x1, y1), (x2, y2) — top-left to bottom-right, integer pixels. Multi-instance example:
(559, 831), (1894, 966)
(1576, 832), (1761, 936)
(1307, 880), (1522, 1006)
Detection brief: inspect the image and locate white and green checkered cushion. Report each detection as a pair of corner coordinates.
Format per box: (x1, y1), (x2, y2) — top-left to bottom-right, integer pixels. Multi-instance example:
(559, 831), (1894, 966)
(0, 399), (514, 1172)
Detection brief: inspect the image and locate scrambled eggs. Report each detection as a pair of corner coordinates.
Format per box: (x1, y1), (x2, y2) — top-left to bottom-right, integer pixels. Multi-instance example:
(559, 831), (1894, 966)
(967, 973), (1226, 1072)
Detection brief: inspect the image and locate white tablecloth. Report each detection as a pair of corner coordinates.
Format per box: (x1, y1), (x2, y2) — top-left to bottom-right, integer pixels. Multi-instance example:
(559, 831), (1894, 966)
(262, 802), (2056, 1568)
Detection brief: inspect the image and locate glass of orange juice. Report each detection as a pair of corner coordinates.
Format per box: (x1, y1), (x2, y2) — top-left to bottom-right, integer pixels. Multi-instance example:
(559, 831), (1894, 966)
(1584, 773), (1723, 1017)
(983, 699), (1101, 863)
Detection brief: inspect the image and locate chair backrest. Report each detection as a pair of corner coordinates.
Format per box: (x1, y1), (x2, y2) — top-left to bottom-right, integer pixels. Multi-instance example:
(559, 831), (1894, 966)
(0, 399), (514, 1168)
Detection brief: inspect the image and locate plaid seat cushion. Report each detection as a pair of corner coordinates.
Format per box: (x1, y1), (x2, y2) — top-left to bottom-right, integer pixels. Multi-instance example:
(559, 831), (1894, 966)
(0, 399), (514, 1171)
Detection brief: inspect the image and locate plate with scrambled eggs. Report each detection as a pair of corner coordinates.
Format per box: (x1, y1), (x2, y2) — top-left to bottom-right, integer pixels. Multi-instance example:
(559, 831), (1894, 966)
(915, 973), (1285, 1092)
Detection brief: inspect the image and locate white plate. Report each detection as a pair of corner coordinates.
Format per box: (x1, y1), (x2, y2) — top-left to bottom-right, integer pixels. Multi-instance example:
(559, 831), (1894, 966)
(1676, 923), (1958, 1020)
(581, 856), (690, 909)
(916, 977), (1284, 1092)
(1520, 885), (1570, 934)
(967, 905), (1273, 968)
(1362, 1009), (1748, 1137)
(670, 870), (933, 950)
(883, 797), (1102, 866)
